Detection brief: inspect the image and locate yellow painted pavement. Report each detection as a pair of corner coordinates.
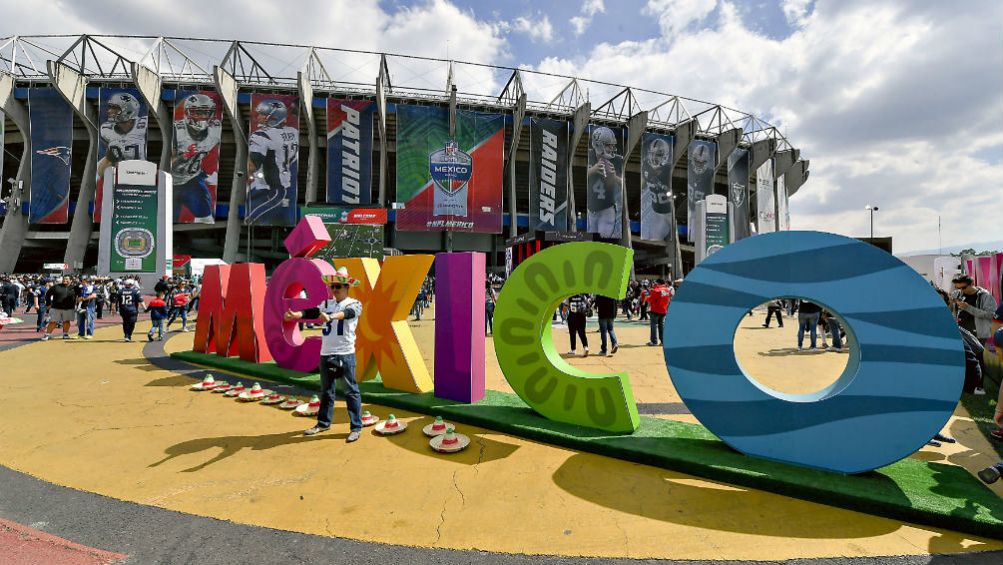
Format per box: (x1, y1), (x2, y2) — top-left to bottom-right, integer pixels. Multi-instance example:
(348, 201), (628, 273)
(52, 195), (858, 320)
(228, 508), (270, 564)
(0, 311), (999, 560)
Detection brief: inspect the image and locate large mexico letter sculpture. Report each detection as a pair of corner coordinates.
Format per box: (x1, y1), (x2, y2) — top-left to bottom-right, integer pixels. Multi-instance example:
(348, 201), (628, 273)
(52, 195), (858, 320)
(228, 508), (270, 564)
(434, 252), (487, 403)
(337, 255), (435, 393)
(193, 263), (272, 363)
(264, 216), (338, 372)
(663, 231), (965, 473)
(493, 242), (639, 434)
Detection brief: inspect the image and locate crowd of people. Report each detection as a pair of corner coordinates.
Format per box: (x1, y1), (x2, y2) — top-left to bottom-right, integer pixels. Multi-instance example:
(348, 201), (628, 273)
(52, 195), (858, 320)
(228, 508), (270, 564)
(0, 274), (201, 343)
(760, 299), (846, 352)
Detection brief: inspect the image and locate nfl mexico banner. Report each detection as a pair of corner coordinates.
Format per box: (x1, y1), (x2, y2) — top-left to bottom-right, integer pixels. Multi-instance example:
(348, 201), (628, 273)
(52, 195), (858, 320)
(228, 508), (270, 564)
(395, 105), (504, 233)
(727, 148), (751, 240)
(640, 132), (674, 241)
(686, 140), (716, 242)
(95, 88), (149, 222)
(173, 90), (223, 224)
(247, 93), (300, 227)
(28, 88), (73, 224)
(776, 173), (790, 231)
(326, 99), (374, 205)
(528, 117), (569, 231)
(755, 159), (776, 233)
(586, 124), (625, 238)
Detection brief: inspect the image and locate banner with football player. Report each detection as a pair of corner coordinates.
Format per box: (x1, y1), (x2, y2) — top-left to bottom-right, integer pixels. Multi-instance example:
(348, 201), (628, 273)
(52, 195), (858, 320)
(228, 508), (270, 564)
(246, 93), (300, 227)
(326, 98), (374, 205)
(756, 159), (776, 233)
(28, 88), (73, 224)
(777, 173), (790, 231)
(395, 105), (504, 233)
(639, 132), (675, 241)
(94, 88), (148, 222)
(172, 90), (222, 224)
(586, 124), (625, 239)
(727, 148), (751, 240)
(686, 140), (716, 242)
(528, 117), (569, 231)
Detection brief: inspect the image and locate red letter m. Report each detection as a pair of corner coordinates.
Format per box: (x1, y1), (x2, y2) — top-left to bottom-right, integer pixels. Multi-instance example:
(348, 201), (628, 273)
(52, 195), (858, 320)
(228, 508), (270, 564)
(193, 264), (272, 362)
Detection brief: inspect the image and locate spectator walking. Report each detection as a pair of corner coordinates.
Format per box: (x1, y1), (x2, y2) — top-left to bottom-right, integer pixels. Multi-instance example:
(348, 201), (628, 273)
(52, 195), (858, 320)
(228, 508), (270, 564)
(762, 299), (785, 328)
(118, 279), (142, 342)
(645, 279), (673, 346)
(485, 282), (497, 335)
(952, 274), (998, 342)
(166, 282), (191, 332)
(594, 294), (619, 357)
(566, 293), (590, 357)
(797, 300), (822, 351)
(146, 292), (169, 341)
(42, 275), (77, 341)
(32, 280), (48, 332)
(822, 310), (844, 351)
(76, 277), (97, 339)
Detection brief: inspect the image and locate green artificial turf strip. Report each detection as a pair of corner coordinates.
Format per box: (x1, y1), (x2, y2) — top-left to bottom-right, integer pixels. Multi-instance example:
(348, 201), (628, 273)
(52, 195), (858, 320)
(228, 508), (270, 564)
(172, 350), (1003, 539)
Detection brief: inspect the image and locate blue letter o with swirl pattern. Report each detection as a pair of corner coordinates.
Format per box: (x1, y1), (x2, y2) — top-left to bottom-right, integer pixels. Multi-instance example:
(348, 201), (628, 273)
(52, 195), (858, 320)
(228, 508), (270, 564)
(663, 231), (964, 474)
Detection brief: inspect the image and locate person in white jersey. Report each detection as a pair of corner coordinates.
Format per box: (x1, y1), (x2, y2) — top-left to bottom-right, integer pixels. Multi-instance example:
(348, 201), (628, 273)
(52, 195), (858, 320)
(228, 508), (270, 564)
(284, 267), (364, 442)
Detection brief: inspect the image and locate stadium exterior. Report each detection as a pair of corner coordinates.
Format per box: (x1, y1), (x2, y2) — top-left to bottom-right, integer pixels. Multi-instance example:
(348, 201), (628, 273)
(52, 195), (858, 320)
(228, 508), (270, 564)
(0, 35), (808, 275)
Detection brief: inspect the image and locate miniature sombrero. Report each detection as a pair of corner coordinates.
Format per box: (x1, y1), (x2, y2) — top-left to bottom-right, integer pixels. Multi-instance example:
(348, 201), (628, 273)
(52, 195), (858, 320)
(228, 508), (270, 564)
(190, 374), (218, 391)
(294, 395), (321, 416)
(429, 427), (470, 453)
(238, 382), (271, 401)
(212, 382), (232, 393)
(361, 411), (380, 427)
(261, 392), (287, 405)
(223, 382), (246, 397)
(279, 397), (303, 410)
(374, 413), (407, 435)
(422, 416), (454, 437)
(321, 266), (361, 288)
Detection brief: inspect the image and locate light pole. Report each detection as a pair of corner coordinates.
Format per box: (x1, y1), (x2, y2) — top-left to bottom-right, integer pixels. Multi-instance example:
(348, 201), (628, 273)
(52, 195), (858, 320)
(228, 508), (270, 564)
(865, 205), (879, 239)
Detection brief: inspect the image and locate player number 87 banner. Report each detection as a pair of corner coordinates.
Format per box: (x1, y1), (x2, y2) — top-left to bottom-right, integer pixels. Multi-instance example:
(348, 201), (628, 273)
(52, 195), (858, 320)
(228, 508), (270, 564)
(94, 88), (149, 223)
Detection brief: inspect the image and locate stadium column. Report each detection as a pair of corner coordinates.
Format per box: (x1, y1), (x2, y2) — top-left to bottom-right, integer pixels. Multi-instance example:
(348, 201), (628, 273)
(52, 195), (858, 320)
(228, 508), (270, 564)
(669, 119), (697, 277)
(772, 148), (797, 231)
(0, 72), (31, 273)
(623, 111), (648, 260)
(446, 74), (457, 252)
(507, 94), (526, 238)
(568, 102), (591, 232)
(297, 70), (317, 205)
(785, 159), (809, 197)
(131, 63), (172, 171)
(47, 61), (98, 273)
(213, 66), (247, 264)
(375, 55), (388, 207)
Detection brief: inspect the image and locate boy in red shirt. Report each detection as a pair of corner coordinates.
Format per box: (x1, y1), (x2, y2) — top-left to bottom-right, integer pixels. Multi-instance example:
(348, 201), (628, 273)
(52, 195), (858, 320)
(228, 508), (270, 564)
(644, 278), (674, 346)
(166, 281), (191, 332)
(146, 292), (169, 341)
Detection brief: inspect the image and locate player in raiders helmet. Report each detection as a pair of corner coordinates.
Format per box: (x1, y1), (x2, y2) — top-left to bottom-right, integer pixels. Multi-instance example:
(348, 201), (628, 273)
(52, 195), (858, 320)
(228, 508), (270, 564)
(586, 126), (623, 239)
(247, 99), (299, 226)
(97, 91), (148, 182)
(172, 92), (222, 224)
(641, 136), (675, 241)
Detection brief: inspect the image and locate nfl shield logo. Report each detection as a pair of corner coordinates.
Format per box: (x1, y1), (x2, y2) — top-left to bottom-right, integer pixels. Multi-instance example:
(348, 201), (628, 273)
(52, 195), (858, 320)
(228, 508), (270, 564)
(430, 138), (472, 195)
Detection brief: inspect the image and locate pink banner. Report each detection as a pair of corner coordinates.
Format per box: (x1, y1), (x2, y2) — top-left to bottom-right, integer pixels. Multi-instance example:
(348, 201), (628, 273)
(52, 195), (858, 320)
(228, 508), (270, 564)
(977, 256), (992, 293)
(990, 254), (1002, 304)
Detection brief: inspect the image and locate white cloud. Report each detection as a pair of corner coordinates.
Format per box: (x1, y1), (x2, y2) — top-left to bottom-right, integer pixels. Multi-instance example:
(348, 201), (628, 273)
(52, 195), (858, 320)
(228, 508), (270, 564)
(781, 0), (813, 28)
(643, 0), (718, 38)
(512, 14), (555, 43)
(570, 0), (605, 36)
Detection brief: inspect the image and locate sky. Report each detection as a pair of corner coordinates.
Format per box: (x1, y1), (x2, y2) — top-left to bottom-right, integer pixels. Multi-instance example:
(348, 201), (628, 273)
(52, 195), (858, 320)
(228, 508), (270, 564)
(2, 0), (1001, 253)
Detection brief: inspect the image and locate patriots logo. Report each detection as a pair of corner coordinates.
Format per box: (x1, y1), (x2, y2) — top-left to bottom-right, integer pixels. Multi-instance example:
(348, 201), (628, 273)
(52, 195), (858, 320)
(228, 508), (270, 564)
(36, 146), (72, 166)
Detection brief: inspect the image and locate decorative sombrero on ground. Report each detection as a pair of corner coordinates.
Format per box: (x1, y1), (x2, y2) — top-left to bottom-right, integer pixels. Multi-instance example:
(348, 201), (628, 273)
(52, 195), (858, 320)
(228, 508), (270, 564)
(223, 382), (246, 397)
(0, 315), (23, 330)
(294, 395), (321, 416)
(279, 397), (303, 410)
(374, 413), (407, 435)
(260, 392), (287, 405)
(429, 427), (470, 453)
(190, 374), (218, 391)
(422, 416), (454, 437)
(321, 266), (362, 288)
(212, 382), (232, 393)
(360, 411), (380, 427)
(238, 383), (271, 401)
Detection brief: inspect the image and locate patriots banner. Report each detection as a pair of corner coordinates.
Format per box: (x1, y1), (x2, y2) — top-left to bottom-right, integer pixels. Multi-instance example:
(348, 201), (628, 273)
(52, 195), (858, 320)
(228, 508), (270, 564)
(173, 90), (223, 224)
(727, 148), (751, 240)
(326, 98), (374, 205)
(246, 93), (300, 227)
(528, 118), (569, 231)
(639, 132), (675, 241)
(686, 140), (716, 242)
(395, 105), (504, 233)
(756, 159), (776, 233)
(28, 88), (73, 224)
(94, 88), (149, 222)
(586, 124), (625, 238)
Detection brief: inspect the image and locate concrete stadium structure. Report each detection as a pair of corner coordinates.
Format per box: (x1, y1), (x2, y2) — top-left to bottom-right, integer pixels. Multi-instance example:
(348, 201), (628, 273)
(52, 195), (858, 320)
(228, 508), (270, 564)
(0, 35), (808, 274)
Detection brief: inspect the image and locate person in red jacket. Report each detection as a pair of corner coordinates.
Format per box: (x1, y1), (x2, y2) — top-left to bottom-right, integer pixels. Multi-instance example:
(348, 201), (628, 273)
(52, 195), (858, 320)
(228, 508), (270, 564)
(644, 278), (674, 346)
(166, 281), (191, 332)
(146, 292), (169, 341)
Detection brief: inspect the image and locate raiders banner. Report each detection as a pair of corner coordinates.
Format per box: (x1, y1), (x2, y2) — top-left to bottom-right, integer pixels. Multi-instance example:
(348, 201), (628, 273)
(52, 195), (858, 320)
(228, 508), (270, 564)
(686, 140), (716, 242)
(639, 132), (675, 241)
(95, 88), (149, 222)
(756, 159), (776, 233)
(173, 89), (223, 224)
(327, 99), (375, 205)
(586, 124), (625, 239)
(727, 148), (751, 240)
(28, 88), (73, 225)
(528, 118), (569, 231)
